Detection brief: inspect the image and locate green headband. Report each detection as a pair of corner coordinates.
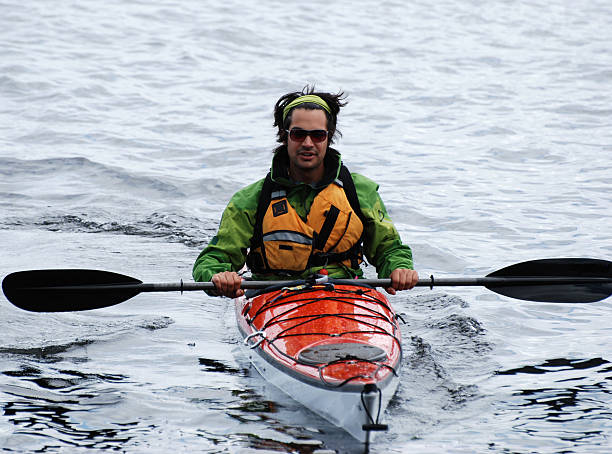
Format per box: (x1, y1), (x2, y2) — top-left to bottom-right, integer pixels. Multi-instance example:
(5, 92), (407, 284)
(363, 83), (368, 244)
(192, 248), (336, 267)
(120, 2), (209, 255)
(282, 95), (331, 121)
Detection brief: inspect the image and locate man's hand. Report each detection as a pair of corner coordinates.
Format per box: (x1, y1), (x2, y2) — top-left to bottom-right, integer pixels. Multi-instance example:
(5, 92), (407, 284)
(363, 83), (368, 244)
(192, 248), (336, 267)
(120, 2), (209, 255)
(211, 271), (244, 298)
(385, 268), (419, 295)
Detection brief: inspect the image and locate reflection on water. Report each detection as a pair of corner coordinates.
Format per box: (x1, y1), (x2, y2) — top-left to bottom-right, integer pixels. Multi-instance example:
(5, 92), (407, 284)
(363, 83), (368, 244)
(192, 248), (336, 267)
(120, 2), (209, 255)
(198, 356), (245, 375)
(4, 400), (134, 450)
(497, 357), (610, 376)
(2, 371), (129, 451)
(493, 357), (612, 449)
(243, 434), (325, 454)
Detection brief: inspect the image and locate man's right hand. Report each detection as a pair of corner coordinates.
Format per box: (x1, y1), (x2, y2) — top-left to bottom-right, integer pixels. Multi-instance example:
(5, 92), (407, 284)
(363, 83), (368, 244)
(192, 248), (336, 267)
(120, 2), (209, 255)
(211, 271), (244, 298)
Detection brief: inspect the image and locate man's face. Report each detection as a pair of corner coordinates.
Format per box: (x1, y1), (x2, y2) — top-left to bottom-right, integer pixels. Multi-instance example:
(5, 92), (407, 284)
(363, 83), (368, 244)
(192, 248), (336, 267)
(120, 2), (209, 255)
(286, 108), (328, 183)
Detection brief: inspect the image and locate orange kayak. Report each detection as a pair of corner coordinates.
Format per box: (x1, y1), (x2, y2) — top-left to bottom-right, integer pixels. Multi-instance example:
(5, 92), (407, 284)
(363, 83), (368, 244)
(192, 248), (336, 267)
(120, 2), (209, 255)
(235, 278), (402, 443)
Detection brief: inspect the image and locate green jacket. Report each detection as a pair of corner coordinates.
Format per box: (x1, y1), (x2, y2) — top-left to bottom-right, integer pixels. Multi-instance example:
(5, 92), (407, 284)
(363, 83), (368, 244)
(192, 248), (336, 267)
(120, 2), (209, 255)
(192, 148), (413, 283)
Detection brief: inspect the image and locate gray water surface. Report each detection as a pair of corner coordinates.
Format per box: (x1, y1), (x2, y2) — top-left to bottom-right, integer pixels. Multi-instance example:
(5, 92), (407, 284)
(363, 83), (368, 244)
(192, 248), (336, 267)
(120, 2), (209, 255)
(1, 1), (611, 452)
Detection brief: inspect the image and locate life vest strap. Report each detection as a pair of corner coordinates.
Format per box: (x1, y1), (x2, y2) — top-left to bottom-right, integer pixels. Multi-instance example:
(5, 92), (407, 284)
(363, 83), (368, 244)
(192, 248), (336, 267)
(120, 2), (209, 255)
(308, 242), (363, 268)
(314, 205), (340, 250)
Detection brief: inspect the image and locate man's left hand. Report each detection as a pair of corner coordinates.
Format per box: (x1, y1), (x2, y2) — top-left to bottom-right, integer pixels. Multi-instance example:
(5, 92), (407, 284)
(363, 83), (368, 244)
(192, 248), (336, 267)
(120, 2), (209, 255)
(385, 268), (419, 295)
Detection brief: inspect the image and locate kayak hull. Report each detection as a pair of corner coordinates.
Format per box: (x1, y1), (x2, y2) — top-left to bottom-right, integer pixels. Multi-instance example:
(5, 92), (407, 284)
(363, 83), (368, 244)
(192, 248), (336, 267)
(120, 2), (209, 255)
(235, 281), (402, 442)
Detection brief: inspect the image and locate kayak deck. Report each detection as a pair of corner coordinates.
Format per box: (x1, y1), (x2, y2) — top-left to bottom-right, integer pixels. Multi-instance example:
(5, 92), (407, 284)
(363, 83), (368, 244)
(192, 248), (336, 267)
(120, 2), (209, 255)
(235, 280), (402, 442)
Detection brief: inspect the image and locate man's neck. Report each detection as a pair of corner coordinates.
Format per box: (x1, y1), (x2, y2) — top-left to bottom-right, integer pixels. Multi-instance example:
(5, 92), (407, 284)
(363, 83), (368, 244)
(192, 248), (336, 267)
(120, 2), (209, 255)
(288, 165), (324, 185)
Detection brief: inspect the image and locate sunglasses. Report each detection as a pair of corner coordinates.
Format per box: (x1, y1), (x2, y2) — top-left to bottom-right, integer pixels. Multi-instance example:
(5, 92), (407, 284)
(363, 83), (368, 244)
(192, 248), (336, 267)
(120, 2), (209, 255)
(286, 128), (329, 143)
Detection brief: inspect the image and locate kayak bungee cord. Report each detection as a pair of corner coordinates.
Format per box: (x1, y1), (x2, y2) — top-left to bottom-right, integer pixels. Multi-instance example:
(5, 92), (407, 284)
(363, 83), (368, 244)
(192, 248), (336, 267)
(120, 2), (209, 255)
(246, 284), (396, 325)
(242, 283), (401, 382)
(247, 285), (397, 331)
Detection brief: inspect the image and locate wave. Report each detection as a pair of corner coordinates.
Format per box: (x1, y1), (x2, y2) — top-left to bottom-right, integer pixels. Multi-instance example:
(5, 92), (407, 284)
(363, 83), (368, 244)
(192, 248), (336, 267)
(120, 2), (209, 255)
(0, 156), (184, 198)
(428, 313), (486, 337)
(0, 155), (225, 247)
(496, 357), (610, 376)
(0, 380), (129, 451)
(2, 211), (218, 248)
(389, 334), (480, 423)
(492, 358), (612, 447)
(2, 367), (127, 388)
(0, 339), (94, 359)
(0, 313), (174, 357)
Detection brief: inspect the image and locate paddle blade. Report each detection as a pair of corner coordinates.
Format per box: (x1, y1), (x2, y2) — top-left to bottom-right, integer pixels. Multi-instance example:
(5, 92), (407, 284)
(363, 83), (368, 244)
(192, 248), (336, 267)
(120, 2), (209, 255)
(2, 269), (143, 312)
(486, 258), (612, 303)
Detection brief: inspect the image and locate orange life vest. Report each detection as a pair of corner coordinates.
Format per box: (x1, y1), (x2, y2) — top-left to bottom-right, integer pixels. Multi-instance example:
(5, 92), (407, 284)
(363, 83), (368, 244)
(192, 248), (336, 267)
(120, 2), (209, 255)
(247, 165), (364, 275)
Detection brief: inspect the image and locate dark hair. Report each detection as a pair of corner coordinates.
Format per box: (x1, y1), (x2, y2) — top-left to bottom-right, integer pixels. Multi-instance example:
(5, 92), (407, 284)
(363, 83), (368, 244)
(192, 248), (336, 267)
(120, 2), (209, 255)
(273, 85), (347, 150)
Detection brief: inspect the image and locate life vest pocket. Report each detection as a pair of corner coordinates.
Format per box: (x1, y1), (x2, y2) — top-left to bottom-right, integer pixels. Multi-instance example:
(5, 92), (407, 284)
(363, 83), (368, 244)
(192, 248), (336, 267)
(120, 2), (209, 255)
(264, 240), (311, 271)
(262, 231), (312, 272)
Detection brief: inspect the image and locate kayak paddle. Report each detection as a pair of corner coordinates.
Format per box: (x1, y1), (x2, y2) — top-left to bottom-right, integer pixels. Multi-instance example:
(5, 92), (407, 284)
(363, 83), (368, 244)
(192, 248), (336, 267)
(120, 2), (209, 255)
(2, 258), (611, 312)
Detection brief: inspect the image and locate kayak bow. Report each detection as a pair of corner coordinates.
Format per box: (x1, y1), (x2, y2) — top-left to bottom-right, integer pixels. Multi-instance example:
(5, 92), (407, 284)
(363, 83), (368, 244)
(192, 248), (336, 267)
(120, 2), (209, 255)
(235, 278), (402, 444)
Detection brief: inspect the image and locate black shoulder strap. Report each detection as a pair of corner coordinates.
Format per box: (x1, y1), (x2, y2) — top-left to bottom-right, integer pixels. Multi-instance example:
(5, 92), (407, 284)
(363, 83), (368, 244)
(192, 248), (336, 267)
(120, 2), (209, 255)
(246, 173), (275, 273)
(338, 164), (366, 225)
(337, 163), (366, 269)
(250, 172), (274, 248)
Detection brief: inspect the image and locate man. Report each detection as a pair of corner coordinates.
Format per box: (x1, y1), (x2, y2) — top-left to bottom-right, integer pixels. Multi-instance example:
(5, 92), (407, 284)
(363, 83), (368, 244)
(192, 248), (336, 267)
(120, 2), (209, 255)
(193, 87), (418, 297)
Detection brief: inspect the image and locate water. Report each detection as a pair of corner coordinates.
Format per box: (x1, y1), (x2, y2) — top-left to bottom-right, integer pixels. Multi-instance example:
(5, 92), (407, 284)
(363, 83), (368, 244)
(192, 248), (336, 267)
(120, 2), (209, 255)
(1, 0), (611, 452)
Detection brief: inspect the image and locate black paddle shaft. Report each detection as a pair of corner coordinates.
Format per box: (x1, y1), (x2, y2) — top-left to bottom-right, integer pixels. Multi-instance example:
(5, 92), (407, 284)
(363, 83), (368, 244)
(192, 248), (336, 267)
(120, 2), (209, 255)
(2, 258), (612, 312)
